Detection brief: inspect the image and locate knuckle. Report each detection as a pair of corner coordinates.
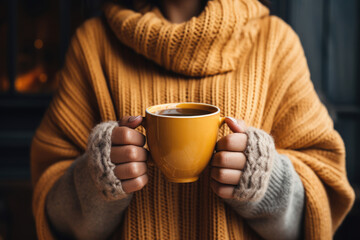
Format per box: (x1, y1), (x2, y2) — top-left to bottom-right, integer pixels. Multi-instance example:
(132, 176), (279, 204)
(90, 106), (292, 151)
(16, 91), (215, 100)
(214, 185), (221, 195)
(218, 152), (227, 165)
(211, 168), (223, 182)
(129, 163), (140, 176)
(120, 127), (131, 143)
(211, 180), (233, 199)
(215, 186), (226, 198)
(142, 175), (149, 185)
(126, 146), (138, 160)
(216, 169), (226, 182)
(215, 186), (223, 196)
(218, 189), (228, 198)
(223, 135), (232, 148)
(134, 176), (146, 190)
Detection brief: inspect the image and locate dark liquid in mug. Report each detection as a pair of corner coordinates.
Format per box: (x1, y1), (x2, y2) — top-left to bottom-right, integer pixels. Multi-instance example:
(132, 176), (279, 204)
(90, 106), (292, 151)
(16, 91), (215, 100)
(155, 108), (212, 116)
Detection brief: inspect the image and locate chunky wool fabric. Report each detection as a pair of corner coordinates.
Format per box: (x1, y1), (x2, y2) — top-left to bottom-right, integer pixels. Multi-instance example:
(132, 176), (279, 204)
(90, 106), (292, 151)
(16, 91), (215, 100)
(31, 0), (354, 239)
(86, 121), (127, 201)
(233, 127), (276, 202)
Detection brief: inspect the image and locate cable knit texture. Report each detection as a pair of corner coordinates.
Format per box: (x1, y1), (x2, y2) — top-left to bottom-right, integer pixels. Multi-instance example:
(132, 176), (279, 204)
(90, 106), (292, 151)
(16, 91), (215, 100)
(87, 121), (127, 201)
(31, 0), (355, 239)
(234, 127), (276, 202)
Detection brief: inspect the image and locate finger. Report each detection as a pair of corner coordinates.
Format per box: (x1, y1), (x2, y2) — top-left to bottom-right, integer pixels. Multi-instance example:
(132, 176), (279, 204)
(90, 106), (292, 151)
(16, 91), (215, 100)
(111, 145), (148, 163)
(211, 167), (242, 185)
(210, 180), (234, 199)
(211, 151), (246, 170)
(216, 133), (248, 152)
(118, 115), (143, 129)
(225, 117), (247, 133)
(114, 162), (147, 180)
(111, 127), (146, 146)
(122, 174), (148, 193)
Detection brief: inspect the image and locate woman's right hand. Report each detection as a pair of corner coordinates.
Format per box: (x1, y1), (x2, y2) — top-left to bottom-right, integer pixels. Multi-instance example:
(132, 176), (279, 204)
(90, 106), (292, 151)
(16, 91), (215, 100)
(110, 116), (149, 193)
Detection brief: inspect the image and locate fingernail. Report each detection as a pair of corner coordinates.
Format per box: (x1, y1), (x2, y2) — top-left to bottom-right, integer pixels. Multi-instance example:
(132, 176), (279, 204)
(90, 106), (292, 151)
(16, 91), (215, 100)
(128, 115), (141, 122)
(227, 117), (238, 125)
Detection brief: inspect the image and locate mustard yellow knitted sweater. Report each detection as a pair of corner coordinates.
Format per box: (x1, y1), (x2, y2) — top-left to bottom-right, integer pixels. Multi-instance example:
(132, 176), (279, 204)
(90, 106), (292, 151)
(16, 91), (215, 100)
(31, 0), (354, 239)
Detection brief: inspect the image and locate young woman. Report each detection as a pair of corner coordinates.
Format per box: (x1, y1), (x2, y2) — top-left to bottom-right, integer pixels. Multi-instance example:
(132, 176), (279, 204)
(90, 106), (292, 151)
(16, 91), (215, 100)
(31, 0), (354, 239)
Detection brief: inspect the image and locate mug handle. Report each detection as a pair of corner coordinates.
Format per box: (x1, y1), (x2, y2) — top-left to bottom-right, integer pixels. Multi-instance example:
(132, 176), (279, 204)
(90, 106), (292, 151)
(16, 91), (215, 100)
(219, 117), (226, 127)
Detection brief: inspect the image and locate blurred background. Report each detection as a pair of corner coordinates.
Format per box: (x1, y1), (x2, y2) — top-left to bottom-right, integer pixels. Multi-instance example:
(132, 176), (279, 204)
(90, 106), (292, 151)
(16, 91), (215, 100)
(0, 0), (359, 239)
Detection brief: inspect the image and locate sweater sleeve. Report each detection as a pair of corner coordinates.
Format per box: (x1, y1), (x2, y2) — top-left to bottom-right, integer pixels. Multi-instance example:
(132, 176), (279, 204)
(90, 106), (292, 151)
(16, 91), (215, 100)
(31, 18), (118, 240)
(262, 17), (355, 239)
(46, 121), (132, 240)
(225, 127), (305, 240)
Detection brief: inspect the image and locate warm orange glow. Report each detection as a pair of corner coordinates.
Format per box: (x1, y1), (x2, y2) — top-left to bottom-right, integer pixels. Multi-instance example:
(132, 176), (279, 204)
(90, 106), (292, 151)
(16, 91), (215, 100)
(0, 76), (10, 92)
(34, 39), (43, 49)
(15, 65), (45, 92)
(39, 73), (48, 83)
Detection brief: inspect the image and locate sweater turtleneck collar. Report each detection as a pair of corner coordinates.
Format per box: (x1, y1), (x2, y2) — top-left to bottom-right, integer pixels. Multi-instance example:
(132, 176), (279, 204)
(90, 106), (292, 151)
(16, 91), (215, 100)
(104, 0), (269, 77)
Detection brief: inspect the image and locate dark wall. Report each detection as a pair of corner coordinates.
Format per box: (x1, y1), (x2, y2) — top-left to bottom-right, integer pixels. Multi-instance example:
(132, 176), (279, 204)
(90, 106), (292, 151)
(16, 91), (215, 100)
(0, 0), (359, 239)
(272, 1), (360, 239)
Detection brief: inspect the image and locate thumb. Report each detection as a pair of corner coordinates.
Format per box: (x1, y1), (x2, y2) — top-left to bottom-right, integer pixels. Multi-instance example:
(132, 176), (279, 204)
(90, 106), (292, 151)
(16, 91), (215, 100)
(118, 115), (143, 129)
(224, 117), (247, 133)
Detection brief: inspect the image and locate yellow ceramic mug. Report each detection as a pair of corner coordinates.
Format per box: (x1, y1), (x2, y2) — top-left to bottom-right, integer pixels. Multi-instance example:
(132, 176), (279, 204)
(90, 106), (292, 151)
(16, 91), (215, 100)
(144, 102), (225, 183)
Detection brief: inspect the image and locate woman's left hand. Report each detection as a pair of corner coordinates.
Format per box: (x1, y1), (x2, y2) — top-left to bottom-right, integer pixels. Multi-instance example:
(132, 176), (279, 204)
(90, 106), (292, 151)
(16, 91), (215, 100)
(210, 117), (248, 199)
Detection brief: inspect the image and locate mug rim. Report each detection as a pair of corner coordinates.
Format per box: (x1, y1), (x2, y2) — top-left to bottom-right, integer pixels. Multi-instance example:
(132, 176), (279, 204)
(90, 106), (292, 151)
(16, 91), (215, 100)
(145, 102), (220, 119)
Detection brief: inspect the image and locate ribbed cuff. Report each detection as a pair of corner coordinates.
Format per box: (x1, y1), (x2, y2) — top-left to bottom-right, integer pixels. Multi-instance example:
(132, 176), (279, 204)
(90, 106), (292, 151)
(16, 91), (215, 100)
(87, 121), (128, 201)
(233, 127), (276, 202)
(251, 153), (292, 214)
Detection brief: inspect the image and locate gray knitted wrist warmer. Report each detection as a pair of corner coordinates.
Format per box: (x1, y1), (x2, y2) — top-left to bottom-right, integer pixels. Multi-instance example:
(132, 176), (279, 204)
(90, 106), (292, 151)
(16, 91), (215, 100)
(234, 127), (276, 202)
(87, 121), (127, 201)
